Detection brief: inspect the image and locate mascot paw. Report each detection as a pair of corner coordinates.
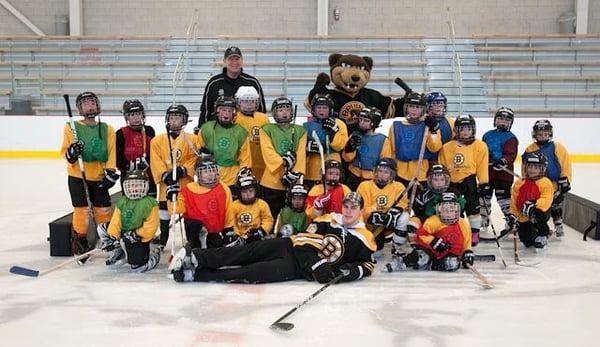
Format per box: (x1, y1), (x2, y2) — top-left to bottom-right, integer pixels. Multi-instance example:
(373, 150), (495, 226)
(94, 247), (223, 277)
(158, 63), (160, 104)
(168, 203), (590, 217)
(316, 72), (331, 86)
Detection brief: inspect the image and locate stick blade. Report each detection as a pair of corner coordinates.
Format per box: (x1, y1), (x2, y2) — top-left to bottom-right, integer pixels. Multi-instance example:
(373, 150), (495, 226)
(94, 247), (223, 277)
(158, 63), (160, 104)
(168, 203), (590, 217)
(9, 266), (40, 277)
(270, 322), (294, 331)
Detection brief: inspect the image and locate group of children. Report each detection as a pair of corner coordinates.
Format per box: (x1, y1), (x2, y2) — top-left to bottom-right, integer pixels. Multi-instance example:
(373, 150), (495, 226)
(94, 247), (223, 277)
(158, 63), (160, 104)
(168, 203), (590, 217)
(61, 87), (572, 283)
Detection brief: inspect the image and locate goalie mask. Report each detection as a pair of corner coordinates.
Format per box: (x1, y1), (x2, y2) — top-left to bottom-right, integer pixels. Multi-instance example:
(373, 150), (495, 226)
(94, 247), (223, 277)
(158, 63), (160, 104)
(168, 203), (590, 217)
(454, 114), (476, 145)
(436, 192), (460, 225)
(214, 96), (236, 126)
(426, 91), (447, 117)
(427, 164), (450, 193)
(165, 104), (189, 134)
(323, 159), (343, 187)
(123, 170), (149, 200)
(374, 157), (397, 188)
(196, 155), (219, 188)
(122, 99), (145, 130)
(403, 92), (426, 123)
(237, 168), (258, 205)
(271, 97), (293, 124)
(532, 119), (553, 146)
(76, 91), (100, 118)
(235, 86), (259, 116)
(494, 107), (514, 131)
(523, 151), (548, 180)
(286, 183), (308, 212)
(311, 93), (334, 120)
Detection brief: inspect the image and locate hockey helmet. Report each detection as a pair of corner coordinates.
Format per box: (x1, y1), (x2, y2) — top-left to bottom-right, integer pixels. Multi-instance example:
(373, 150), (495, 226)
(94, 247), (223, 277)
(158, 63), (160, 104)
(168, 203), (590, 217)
(454, 114), (476, 145)
(523, 151), (548, 180)
(436, 192), (460, 225)
(427, 164), (450, 193)
(122, 169), (149, 200)
(76, 91), (100, 118)
(271, 97), (293, 123)
(494, 107), (514, 131)
(532, 119), (553, 145)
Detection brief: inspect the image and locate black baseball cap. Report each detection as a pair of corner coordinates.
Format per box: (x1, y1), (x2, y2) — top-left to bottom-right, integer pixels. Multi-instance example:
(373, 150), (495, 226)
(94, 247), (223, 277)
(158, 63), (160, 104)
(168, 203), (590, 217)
(224, 46), (242, 59)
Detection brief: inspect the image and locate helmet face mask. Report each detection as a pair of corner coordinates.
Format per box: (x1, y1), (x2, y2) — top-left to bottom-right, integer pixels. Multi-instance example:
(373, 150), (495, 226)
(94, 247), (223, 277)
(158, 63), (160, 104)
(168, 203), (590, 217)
(311, 94), (334, 119)
(427, 164), (450, 193)
(323, 160), (342, 187)
(454, 115), (476, 145)
(216, 105), (235, 125)
(494, 107), (514, 131)
(237, 170), (258, 205)
(123, 171), (149, 200)
(77, 92), (100, 118)
(123, 99), (145, 128)
(287, 183), (308, 211)
(426, 92), (447, 117)
(373, 158), (396, 187)
(524, 152), (547, 180)
(404, 104), (425, 122)
(437, 201), (460, 225)
(356, 107), (381, 132)
(196, 157), (219, 188)
(532, 119), (553, 145)
(165, 105), (189, 133)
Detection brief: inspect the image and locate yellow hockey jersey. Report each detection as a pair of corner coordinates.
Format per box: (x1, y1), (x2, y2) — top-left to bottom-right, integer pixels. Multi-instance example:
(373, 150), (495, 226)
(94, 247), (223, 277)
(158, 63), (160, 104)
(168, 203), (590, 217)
(438, 139), (489, 184)
(259, 125), (307, 190)
(228, 198), (274, 237)
(304, 118), (349, 181)
(234, 111), (270, 180)
(356, 180), (408, 223)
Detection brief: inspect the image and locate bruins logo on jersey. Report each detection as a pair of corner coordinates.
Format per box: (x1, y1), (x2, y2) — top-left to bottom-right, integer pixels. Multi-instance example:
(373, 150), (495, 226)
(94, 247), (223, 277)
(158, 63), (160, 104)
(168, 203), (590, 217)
(239, 212), (253, 225)
(278, 139), (293, 154)
(306, 223), (318, 233)
(319, 234), (344, 264)
(251, 126), (260, 142)
(452, 153), (465, 167)
(217, 136), (231, 150)
(376, 195), (388, 208)
(340, 101), (365, 125)
(173, 148), (182, 161)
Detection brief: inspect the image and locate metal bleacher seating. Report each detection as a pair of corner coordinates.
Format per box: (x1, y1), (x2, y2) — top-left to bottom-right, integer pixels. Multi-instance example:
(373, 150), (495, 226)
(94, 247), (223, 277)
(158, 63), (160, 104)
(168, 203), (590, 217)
(1, 34), (599, 120)
(475, 34), (600, 117)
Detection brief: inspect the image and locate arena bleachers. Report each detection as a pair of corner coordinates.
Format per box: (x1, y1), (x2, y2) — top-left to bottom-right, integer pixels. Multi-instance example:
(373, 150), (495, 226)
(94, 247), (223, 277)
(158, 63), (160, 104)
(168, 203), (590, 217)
(1, 35), (599, 118)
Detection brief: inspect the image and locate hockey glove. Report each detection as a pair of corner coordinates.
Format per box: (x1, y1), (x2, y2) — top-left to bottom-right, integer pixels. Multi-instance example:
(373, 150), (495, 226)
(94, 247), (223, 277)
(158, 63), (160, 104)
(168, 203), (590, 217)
(424, 116), (440, 133)
(521, 201), (536, 218)
(306, 140), (321, 154)
(166, 183), (180, 201)
(246, 227), (266, 243)
(477, 184), (491, 199)
(462, 250), (475, 268)
(367, 211), (387, 227)
(384, 207), (404, 229)
(430, 237), (451, 252)
(344, 133), (362, 152)
(161, 167), (186, 185)
(313, 194), (331, 210)
(122, 230), (141, 244)
(492, 158), (508, 171)
(198, 147), (212, 156)
(281, 151), (296, 170)
(220, 227), (241, 247)
(281, 170), (301, 186)
(311, 260), (336, 284)
(322, 117), (339, 134)
(99, 169), (120, 190)
(558, 176), (571, 194)
(65, 140), (84, 163)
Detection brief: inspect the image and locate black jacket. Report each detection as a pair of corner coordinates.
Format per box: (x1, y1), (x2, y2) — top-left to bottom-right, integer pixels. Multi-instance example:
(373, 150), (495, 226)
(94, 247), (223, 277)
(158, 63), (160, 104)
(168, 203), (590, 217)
(198, 68), (266, 129)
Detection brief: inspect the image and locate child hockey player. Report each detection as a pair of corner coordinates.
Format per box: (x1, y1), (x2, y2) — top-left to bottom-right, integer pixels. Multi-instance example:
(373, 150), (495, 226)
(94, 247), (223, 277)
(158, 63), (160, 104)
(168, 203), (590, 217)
(60, 91), (118, 254)
(274, 183), (310, 237)
(169, 192), (375, 284)
(383, 92), (442, 187)
(226, 169), (274, 245)
(342, 107), (392, 190)
(97, 169), (160, 272)
(357, 157), (409, 257)
(173, 155), (234, 249)
(522, 119), (572, 237)
(305, 159), (351, 220)
(259, 97), (307, 218)
(234, 86), (270, 181)
(116, 99), (156, 197)
(438, 114), (489, 246)
(509, 152), (554, 250)
(481, 107), (518, 232)
(303, 93), (348, 189)
(150, 105), (199, 248)
(383, 192), (474, 272)
(197, 95), (252, 198)
(426, 92), (455, 147)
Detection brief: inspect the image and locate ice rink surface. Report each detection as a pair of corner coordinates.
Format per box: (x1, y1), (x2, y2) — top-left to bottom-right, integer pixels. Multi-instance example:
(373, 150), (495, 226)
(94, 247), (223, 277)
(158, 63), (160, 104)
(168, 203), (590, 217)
(1, 159), (599, 347)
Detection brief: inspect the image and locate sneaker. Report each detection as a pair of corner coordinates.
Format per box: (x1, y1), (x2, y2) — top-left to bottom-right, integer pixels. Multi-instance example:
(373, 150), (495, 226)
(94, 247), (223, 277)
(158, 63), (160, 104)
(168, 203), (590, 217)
(71, 232), (91, 255)
(168, 246), (197, 272)
(534, 235), (548, 250)
(382, 256), (407, 273)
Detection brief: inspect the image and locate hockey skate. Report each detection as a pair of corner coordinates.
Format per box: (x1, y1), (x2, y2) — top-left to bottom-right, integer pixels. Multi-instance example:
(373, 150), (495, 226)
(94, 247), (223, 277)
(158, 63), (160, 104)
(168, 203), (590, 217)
(105, 245), (125, 266)
(131, 248), (161, 273)
(169, 246), (197, 282)
(554, 224), (564, 238)
(382, 256), (407, 273)
(534, 235), (548, 252)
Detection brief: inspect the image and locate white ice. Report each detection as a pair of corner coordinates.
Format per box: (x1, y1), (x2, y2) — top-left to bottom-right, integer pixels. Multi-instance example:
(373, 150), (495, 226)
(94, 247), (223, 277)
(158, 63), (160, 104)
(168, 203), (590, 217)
(1, 159), (599, 347)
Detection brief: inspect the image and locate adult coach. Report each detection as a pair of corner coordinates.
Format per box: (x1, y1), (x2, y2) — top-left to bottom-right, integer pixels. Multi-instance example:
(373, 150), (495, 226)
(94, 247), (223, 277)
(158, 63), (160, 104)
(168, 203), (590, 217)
(197, 46), (266, 130)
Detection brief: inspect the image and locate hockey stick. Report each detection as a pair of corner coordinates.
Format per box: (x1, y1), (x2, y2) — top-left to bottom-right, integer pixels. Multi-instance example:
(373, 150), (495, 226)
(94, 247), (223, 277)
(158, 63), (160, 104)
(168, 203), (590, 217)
(166, 129), (179, 263)
(499, 165), (523, 180)
(64, 94), (97, 262)
(407, 127), (430, 213)
(10, 248), (101, 278)
(480, 228), (511, 242)
(394, 77), (412, 94)
(474, 254), (496, 262)
(270, 271), (345, 331)
(466, 264), (494, 289)
(312, 130), (327, 193)
(479, 198), (508, 268)
(512, 226), (540, 267)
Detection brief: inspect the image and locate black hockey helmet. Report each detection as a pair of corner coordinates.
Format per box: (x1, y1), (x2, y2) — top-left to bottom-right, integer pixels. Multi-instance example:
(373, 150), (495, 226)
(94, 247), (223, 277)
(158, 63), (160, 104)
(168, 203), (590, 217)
(494, 107), (514, 131)
(286, 183), (308, 211)
(237, 168), (258, 204)
(357, 106), (382, 129)
(271, 96), (293, 123)
(76, 91), (100, 117)
(310, 93), (334, 118)
(214, 95), (236, 110)
(454, 114), (476, 144)
(165, 104), (189, 131)
(403, 92), (426, 122)
(427, 164), (450, 193)
(323, 159), (343, 186)
(374, 157), (397, 187)
(122, 99), (145, 126)
(523, 151), (548, 180)
(532, 119), (553, 145)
